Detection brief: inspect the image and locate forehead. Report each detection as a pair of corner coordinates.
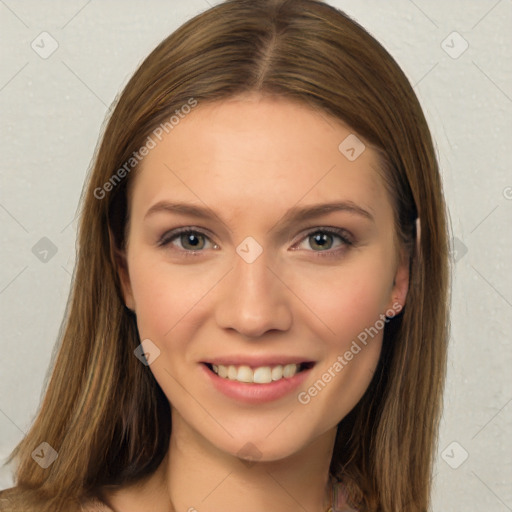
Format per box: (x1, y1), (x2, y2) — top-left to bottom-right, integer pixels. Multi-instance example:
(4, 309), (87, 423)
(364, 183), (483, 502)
(129, 95), (391, 225)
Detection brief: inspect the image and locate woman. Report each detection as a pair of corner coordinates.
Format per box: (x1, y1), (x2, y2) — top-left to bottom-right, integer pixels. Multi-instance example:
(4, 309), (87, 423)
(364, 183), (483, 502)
(0, 0), (450, 510)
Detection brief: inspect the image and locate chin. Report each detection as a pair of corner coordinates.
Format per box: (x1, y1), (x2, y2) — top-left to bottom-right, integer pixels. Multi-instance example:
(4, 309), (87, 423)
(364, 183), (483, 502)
(203, 419), (327, 465)
(227, 437), (308, 464)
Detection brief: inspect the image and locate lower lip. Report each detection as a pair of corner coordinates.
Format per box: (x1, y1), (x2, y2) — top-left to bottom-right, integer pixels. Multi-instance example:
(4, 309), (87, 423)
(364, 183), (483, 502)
(201, 364), (313, 404)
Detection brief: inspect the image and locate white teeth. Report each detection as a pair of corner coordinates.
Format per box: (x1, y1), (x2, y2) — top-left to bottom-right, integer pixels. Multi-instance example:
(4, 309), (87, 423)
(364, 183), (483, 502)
(211, 363), (300, 383)
(271, 365), (283, 381)
(237, 365), (253, 383)
(253, 366), (272, 384)
(227, 365), (238, 380)
(283, 363), (296, 377)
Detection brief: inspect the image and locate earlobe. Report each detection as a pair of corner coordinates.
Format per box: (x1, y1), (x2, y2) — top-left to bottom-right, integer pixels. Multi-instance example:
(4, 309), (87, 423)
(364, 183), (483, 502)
(388, 247), (411, 313)
(388, 217), (419, 313)
(115, 248), (135, 311)
(109, 225), (136, 311)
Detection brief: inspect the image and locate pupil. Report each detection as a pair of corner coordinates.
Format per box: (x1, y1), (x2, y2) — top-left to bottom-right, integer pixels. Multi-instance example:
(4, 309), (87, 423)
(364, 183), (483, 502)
(312, 232), (331, 250)
(183, 233), (203, 249)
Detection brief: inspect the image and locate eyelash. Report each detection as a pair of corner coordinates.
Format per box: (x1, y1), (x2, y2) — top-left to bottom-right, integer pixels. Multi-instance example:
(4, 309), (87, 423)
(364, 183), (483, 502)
(157, 226), (355, 259)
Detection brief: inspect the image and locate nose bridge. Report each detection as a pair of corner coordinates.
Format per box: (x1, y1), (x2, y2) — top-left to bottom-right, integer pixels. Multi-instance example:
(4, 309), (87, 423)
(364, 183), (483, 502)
(214, 242), (292, 338)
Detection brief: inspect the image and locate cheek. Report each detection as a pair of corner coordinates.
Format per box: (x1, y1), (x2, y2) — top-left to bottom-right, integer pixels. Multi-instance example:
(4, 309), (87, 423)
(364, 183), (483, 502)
(286, 256), (394, 346)
(127, 252), (222, 344)
(129, 245), (394, 352)
(293, 267), (389, 425)
(286, 255), (393, 409)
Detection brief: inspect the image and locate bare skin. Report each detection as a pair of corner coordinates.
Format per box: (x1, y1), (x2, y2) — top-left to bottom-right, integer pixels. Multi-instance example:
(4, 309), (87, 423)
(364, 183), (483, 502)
(101, 93), (409, 512)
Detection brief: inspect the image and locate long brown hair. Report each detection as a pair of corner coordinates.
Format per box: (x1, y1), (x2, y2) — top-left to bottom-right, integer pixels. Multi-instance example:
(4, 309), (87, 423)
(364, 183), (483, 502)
(1, 1), (450, 510)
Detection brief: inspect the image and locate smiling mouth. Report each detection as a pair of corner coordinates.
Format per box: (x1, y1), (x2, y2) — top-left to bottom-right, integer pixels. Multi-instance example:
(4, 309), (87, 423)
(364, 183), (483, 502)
(204, 362), (315, 384)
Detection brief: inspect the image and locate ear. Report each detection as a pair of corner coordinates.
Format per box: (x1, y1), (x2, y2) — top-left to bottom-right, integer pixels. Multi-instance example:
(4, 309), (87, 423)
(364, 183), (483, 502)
(387, 217), (419, 313)
(108, 223), (136, 311)
(109, 229), (135, 311)
(387, 247), (410, 313)
(113, 245), (136, 311)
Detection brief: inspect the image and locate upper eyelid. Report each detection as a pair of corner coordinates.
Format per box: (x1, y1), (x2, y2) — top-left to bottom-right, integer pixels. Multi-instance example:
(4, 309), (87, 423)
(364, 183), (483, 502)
(159, 226), (353, 248)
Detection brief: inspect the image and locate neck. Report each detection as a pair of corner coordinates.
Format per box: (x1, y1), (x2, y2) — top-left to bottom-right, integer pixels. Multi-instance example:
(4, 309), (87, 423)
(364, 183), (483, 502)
(164, 411), (337, 512)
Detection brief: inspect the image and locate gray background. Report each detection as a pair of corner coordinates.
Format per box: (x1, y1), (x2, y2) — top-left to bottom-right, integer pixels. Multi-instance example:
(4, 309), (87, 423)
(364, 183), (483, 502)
(1, 0), (511, 509)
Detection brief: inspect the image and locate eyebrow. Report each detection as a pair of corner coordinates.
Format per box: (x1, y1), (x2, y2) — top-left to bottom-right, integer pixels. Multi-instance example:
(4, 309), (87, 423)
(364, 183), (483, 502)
(144, 200), (375, 232)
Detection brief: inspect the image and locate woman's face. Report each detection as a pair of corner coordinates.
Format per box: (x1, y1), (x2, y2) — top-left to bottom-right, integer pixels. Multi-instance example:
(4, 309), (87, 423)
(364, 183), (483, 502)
(119, 94), (409, 462)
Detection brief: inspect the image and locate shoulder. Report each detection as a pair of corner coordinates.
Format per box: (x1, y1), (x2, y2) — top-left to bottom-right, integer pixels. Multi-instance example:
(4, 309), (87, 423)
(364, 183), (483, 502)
(0, 487), (114, 512)
(331, 478), (360, 512)
(79, 497), (115, 512)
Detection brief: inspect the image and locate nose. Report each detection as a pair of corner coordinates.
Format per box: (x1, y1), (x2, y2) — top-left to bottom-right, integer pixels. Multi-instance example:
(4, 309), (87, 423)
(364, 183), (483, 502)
(214, 248), (293, 339)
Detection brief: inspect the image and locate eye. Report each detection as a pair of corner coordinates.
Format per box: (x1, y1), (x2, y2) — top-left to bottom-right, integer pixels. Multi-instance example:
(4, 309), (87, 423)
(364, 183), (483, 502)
(293, 228), (354, 257)
(158, 228), (218, 254)
(158, 226), (354, 258)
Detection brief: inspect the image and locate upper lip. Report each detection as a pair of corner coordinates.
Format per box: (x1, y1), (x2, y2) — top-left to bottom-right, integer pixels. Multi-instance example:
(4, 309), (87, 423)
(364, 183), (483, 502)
(202, 356), (315, 367)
